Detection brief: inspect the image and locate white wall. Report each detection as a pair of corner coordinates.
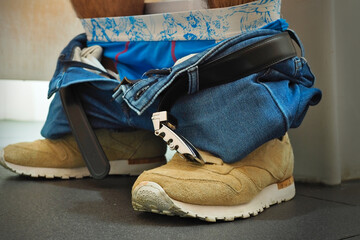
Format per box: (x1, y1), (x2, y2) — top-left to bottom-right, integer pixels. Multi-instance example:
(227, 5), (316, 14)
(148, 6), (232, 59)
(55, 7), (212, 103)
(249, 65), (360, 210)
(282, 0), (360, 184)
(0, 0), (83, 80)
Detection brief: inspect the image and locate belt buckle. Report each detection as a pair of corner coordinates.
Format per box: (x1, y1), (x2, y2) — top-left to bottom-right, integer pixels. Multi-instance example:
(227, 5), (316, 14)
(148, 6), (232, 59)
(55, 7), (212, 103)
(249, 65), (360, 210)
(152, 111), (205, 164)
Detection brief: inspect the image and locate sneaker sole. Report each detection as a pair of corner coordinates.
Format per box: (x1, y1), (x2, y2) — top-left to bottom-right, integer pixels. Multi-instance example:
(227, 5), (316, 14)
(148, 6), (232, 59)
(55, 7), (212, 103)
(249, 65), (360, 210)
(0, 149), (165, 179)
(132, 177), (295, 222)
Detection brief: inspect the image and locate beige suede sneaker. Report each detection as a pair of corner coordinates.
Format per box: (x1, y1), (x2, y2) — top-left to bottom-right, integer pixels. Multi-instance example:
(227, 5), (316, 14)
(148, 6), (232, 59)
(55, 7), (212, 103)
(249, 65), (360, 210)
(0, 129), (166, 179)
(132, 134), (295, 222)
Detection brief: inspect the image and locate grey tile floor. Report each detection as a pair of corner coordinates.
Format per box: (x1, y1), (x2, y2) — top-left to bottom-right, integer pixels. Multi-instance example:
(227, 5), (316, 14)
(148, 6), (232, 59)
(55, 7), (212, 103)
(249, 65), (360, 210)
(0, 121), (360, 240)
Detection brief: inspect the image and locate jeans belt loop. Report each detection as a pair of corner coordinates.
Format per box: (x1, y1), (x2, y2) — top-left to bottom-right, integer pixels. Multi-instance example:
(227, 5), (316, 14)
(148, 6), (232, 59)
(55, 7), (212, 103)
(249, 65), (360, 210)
(187, 65), (199, 94)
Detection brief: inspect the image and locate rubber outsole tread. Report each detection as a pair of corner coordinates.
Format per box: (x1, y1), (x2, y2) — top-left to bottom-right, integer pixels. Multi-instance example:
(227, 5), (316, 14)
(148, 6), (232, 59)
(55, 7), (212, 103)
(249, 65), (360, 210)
(132, 181), (295, 222)
(0, 149), (166, 179)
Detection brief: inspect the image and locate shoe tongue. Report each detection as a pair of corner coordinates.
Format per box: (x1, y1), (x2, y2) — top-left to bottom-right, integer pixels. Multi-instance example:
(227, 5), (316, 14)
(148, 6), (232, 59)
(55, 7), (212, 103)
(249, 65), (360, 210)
(197, 150), (224, 165)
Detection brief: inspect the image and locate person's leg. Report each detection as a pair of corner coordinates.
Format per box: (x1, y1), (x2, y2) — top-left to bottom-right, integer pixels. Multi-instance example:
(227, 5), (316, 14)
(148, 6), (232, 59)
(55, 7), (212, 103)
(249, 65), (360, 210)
(69, 0), (145, 18)
(207, 0), (257, 8)
(69, 0), (256, 18)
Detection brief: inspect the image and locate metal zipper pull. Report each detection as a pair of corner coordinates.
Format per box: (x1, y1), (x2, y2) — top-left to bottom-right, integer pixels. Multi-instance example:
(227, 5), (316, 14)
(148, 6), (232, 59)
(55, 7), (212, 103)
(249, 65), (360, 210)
(152, 111), (204, 164)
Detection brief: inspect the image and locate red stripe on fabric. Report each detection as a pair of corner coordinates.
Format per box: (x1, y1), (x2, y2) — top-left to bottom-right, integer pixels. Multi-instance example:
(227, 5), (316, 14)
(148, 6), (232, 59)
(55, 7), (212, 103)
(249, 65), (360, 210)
(115, 41), (130, 68)
(171, 41), (177, 63)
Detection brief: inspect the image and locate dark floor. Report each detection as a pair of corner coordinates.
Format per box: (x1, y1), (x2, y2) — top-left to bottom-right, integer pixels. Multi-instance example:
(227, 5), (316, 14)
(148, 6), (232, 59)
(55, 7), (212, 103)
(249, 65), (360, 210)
(1, 121), (360, 240)
(0, 167), (359, 240)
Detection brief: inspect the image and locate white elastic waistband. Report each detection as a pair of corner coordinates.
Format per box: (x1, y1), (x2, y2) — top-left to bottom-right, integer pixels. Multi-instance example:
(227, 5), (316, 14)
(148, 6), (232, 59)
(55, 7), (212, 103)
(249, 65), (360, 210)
(81, 0), (281, 42)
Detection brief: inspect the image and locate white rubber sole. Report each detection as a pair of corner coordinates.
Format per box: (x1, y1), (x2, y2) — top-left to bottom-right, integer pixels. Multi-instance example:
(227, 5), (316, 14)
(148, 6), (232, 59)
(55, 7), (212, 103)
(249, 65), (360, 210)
(0, 149), (165, 179)
(132, 177), (296, 222)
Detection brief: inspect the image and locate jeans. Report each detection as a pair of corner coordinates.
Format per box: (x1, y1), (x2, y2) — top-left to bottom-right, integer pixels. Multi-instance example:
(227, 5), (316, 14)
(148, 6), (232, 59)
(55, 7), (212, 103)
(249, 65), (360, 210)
(42, 28), (321, 163)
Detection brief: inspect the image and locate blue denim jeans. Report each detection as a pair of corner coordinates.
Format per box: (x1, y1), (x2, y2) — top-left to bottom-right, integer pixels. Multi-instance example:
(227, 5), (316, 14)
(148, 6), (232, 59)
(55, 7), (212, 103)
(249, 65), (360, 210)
(42, 28), (321, 163)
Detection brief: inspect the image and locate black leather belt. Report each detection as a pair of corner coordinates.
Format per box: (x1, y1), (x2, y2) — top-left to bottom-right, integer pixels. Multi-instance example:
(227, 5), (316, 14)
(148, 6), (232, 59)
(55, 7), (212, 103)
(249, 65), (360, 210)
(60, 85), (110, 179)
(158, 31), (297, 112)
(60, 31), (298, 178)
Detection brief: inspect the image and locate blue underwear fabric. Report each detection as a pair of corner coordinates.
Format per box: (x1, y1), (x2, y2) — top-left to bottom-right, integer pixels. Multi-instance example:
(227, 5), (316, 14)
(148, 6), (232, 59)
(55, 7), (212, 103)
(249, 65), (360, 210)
(87, 19), (289, 80)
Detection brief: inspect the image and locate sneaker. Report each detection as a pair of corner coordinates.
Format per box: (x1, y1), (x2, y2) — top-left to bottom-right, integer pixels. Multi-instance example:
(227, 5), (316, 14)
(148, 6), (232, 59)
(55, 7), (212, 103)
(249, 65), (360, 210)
(0, 129), (166, 179)
(132, 134), (295, 222)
